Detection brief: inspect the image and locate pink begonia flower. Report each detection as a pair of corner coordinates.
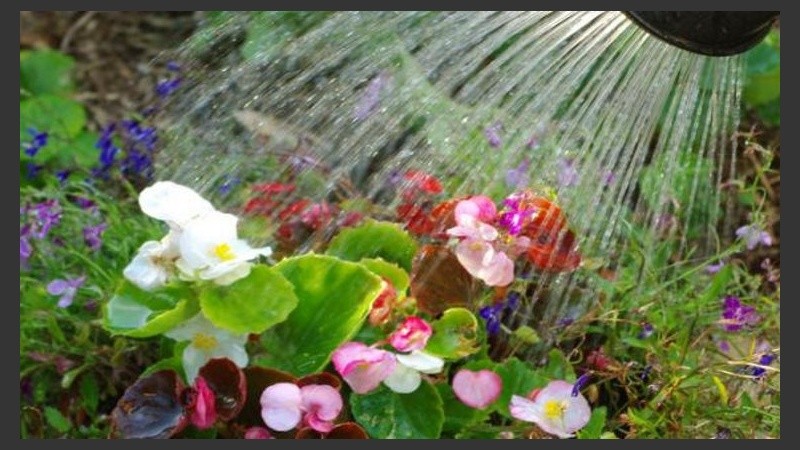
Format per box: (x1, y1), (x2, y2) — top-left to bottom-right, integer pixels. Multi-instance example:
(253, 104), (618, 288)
(452, 369), (502, 409)
(453, 238), (515, 287)
(510, 380), (591, 438)
(388, 316), (433, 352)
(188, 376), (217, 429)
(447, 197), (499, 241)
(331, 342), (396, 394)
(260, 383), (342, 433)
(244, 427), (273, 439)
(383, 350), (444, 394)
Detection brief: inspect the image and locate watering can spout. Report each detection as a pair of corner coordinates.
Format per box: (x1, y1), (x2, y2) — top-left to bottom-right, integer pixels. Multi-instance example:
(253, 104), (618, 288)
(623, 11), (779, 56)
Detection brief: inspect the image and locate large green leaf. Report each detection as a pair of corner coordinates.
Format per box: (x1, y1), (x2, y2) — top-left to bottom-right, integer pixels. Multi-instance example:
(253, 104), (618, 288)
(200, 264), (298, 334)
(20, 95), (86, 143)
(20, 49), (76, 96)
(494, 358), (547, 417)
(425, 307), (480, 359)
(350, 382), (444, 439)
(326, 220), (418, 271)
(258, 254), (383, 376)
(103, 282), (199, 338)
(360, 257), (409, 297)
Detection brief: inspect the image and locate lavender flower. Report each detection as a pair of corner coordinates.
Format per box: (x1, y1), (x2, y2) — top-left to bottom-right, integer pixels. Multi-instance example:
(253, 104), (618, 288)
(720, 296), (760, 332)
(557, 157), (579, 188)
(47, 275), (86, 308)
(83, 223), (108, 252)
(505, 159), (530, 190)
(571, 373), (591, 397)
(92, 124), (119, 179)
(637, 323), (654, 339)
(750, 353), (776, 378)
(55, 170), (70, 183)
(354, 71), (390, 121)
(735, 224), (772, 250)
(28, 200), (62, 239)
(706, 260), (726, 274)
(26, 162), (43, 179)
(23, 127), (48, 157)
(478, 291), (522, 335)
(73, 196), (96, 211)
(20, 235), (32, 264)
(484, 122), (503, 148)
(498, 194), (536, 236)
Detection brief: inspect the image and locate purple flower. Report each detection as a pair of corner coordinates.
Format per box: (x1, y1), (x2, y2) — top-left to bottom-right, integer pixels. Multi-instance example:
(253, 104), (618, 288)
(557, 157), (579, 188)
(218, 176), (241, 195)
(27, 200), (62, 239)
(83, 223), (108, 252)
(156, 78), (182, 98)
(73, 196), (96, 211)
(602, 170), (616, 186)
(505, 159), (530, 190)
(55, 170), (70, 183)
(735, 225), (772, 250)
(484, 122), (503, 148)
(478, 292), (522, 335)
(47, 275), (86, 308)
(92, 124), (119, 178)
(26, 162), (43, 179)
(354, 71), (390, 121)
(750, 353), (776, 378)
(498, 194), (536, 236)
(720, 296), (760, 332)
(571, 372), (591, 397)
(706, 260), (726, 274)
(637, 323), (654, 339)
(23, 127), (48, 157)
(20, 235), (32, 264)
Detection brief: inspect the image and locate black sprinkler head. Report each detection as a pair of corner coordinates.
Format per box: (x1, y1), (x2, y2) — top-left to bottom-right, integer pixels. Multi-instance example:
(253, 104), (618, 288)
(623, 11), (779, 57)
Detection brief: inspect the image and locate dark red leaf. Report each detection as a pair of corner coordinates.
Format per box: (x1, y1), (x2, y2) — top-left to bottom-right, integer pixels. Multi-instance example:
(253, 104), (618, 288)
(326, 422), (369, 439)
(198, 358), (247, 422)
(296, 372), (342, 391)
(295, 428), (323, 439)
(110, 370), (188, 439)
(410, 244), (482, 316)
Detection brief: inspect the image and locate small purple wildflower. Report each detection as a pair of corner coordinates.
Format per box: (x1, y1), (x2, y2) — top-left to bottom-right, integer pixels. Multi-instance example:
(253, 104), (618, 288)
(706, 260), (726, 274)
(571, 372), (591, 397)
(720, 296), (760, 332)
(156, 78), (182, 98)
(55, 170), (70, 183)
(23, 127), (49, 157)
(27, 200), (62, 239)
(640, 365), (652, 381)
(750, 353), (776, 378)
(602, 170), (616, 186)
(166, 61), (181, 72)
(498, 194), (536, 236)
(92, 124), (119, 179)
(478, 291), (522, 335)
(83, 223), (108, 252)
(218, 176), (241, 196)
(354, 71), (390, 121)
(505, 159), (530, 190)
(735, 224), (772, 250)
(47, 275), (86, 308)
(73, 196), (96, 211)
(484, 122), (503, 148)
(557, 157), (579, 188)
(718, 340), (731, 353)
(637, 323), (654, 339)
(26, 162), (43, 179)
(20, 235), (32, 264)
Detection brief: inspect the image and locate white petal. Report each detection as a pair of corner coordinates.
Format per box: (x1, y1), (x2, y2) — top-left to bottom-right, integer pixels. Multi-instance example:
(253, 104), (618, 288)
(182, 344), (210, 382)
(395, 351), (444, 374)
(383, 362), (422, 394)
(164, 313), (213, 341)
(209, 340), (249, 369)
(139, 181), (215, 229)
(178, 211), (240, 269)
(123, 241), (169, 291)
(509, 395), (542, 422)
(202, 262), (252, 286)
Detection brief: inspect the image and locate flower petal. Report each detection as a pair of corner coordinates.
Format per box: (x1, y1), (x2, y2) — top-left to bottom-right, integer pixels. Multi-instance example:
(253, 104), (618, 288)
(182, 345), (211, 384)
(332, 342), (397, 394)
(395, 351), (443, 374)
(260, 383), (303, 431)
(452, 369), (502, 409)
(300, 384), (343, 432)
(46, 279), (68, 295)
(388, 316), (433, 352)
(510, 394), (542, 422)
(138, 181), (215, 228)
(383, 362), (422, 394)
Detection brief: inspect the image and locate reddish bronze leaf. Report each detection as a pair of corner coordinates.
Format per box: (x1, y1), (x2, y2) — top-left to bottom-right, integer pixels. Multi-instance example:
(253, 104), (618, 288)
(410, 244), (482, 316)
(326, 422), (369, 439)
(296, 372), (342, 391)
(110, 370), (188, 439)
(198, 358), (247, 422)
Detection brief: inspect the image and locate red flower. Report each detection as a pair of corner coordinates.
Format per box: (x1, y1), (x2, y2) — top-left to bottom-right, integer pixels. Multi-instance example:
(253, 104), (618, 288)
(515, 193), (581, 272)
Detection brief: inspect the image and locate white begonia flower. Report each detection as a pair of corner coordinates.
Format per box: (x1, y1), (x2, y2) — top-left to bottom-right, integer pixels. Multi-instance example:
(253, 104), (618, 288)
(175, 210), (273, 286)
(165, 313), (249, 382)
(383, 350), (445, 394)
(123, 231), (181, 291)
(138, 181), (216, 231)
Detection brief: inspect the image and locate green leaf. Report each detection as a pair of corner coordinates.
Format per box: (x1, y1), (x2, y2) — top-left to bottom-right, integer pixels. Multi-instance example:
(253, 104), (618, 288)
(577, 406), (607, 439)
(350, 382), (444, 439)
(326, 220), (418, 271)
(360, 257), (410, 297)
(20, 49), (76, 96)
(200, 265), (298, 334)
(103, 282), (200, 338)
(697, 264), (733, 307)
(79, 375), (100, 415)
(44, 407), (71, 434)
(494, 358), (547, 417)
(425, 307), (480, 359)
(544, 348), (576, 381)
(20, 95), (86, 142)
(259, 254), (383, 376)
(435, 382), (489, 436)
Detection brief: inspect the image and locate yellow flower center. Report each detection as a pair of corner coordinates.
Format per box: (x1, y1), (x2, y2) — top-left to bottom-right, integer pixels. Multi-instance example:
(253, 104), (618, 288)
(192, 332), (219, 351)
(213, 243), (236, 262)
(544, 399), (568, 420)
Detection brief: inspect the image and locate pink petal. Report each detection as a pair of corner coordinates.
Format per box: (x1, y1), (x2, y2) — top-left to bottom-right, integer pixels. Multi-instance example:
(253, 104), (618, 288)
(469, 196), (498, 221)
(454, 239), (515, 287)
(300, 384), (343, 433)
(452, 369), (502, 409)
(388, 316), (433, 352)
(189, 376), (217, 429)
(510, 394), (540, 422)
(332, 342), (396, 394)
(260, 382), (303, 431)
(244, 426), (273, 439)
(511, 380), (592, 438)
